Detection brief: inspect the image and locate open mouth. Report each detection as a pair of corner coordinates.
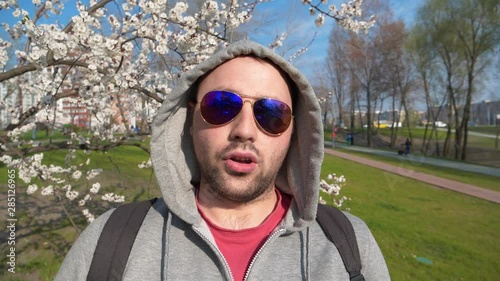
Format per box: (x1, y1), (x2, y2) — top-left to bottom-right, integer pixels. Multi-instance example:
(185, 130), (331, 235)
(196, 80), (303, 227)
(224, 152), (257, 174)
(231, 157), (253, 164)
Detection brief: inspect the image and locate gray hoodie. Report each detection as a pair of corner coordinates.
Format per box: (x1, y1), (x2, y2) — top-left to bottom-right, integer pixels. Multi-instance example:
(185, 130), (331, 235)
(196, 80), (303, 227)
(55, 40), (390, 280)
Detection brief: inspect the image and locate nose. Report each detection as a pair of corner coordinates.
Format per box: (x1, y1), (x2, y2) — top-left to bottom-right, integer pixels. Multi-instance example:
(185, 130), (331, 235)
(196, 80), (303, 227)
(228, 101), (258, 142)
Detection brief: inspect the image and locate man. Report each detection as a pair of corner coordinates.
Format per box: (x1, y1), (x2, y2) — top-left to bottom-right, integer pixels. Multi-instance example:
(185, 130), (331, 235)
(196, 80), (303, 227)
(405, 138), (412, 155)
(56, 40), (390, 280)
(331, 128), (337, 148)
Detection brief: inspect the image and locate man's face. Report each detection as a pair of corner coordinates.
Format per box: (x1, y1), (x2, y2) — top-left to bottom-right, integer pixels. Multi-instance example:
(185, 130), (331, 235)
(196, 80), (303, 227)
(191, 56), (293, 203)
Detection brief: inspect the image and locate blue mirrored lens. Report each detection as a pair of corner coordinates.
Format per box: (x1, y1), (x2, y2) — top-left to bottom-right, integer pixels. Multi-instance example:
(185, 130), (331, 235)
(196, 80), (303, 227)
(200, 91), (242, 125)
(254, 99), (292, 135)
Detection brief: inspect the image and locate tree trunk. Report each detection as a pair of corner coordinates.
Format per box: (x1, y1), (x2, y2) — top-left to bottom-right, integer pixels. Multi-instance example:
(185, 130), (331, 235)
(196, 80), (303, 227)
(390, 89), (397, 148)
(366, 86), (372, 147)
(402, 98), (412, 145)
(460, 61), (476, 161)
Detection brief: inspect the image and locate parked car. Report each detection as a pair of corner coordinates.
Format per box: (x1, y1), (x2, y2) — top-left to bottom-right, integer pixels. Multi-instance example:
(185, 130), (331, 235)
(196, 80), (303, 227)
(434, 121), (447, 128)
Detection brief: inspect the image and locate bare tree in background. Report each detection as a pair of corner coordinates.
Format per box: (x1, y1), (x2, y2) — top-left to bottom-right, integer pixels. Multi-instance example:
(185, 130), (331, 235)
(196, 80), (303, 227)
(407, 22), (445, 156)
(415, 0), (500, 160)
(326, 26), (351, 129)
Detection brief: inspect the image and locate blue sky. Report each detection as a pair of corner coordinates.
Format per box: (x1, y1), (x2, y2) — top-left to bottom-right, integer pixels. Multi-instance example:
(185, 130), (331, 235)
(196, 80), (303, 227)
(1, 0), (421, 75)
(249, 1), (497, 102)
(248, 0), (422, 80)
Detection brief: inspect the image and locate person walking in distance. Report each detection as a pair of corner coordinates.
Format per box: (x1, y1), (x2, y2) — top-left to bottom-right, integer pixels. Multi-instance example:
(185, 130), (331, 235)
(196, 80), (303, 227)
(405, 138), (412, 155)
(331, 128), (337, 148)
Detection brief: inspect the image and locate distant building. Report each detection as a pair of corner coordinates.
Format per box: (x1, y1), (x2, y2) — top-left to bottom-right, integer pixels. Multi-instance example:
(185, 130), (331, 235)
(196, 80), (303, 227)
(61, 97), (90, 129)
(0, 83), (12, 129)
(0, 77), (43, 129)
(341, 109), (407, 128)
(470, 100), (500, 126)
(427, 100), (500, 126)
(1, 67), (159, 132)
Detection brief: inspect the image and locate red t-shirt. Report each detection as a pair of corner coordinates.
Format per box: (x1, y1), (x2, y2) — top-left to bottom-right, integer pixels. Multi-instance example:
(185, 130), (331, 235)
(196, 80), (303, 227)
(197, 189), (291, 281)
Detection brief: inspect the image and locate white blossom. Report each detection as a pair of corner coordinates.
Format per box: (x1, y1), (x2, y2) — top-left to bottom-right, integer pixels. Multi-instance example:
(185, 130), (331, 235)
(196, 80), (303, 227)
(138, 158), (152, 169)
(0, 155), (13, 165)
(66, 190), (79, 201)
(102, 192), (125, 203)
(72, 170), (82, 180)
(82, 208), (95, 223)
(12, 9), (21, 18)
(319, 173), (350, 209)
(41, 185), (54, 196)
(86, 168), (103, 180)
(90, 182), (101, 194)
(27, 184), (38, 194)
(315, 14), (325, 27)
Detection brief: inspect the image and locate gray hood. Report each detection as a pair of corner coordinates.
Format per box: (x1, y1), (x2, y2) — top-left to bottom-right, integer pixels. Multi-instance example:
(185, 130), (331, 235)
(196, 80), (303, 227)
(150, 40), (324, 231)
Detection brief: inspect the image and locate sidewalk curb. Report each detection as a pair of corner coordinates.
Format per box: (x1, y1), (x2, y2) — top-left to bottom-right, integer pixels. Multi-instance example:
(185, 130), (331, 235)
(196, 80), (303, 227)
(325, 148), (500, 204)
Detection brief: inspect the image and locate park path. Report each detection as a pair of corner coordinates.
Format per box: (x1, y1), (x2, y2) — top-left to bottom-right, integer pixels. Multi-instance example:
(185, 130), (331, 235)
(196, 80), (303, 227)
(324, 147), (500, 204)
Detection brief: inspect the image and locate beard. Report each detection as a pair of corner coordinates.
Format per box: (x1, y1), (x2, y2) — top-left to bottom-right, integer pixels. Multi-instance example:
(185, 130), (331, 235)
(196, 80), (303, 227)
(197, 142), (287, 204)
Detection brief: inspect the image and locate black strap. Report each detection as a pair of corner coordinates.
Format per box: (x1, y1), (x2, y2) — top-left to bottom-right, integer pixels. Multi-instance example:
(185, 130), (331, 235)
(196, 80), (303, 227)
(316, 204), (365, 281)
(87, 199), (362, 280)
(87, 198), (157, 281)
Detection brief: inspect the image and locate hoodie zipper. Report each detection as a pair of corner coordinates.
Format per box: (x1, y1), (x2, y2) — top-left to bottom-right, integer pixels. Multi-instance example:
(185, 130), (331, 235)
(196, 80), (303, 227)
(243, 228), (287, 281)
(193, 226), (234, 281)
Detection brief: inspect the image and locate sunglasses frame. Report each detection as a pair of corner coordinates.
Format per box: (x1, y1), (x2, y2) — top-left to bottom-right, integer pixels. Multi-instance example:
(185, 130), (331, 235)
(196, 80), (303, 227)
(198, 90), (294, 136)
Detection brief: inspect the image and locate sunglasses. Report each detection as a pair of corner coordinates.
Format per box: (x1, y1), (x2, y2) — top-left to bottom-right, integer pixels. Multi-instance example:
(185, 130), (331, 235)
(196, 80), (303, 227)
(198, 90), (293, 136)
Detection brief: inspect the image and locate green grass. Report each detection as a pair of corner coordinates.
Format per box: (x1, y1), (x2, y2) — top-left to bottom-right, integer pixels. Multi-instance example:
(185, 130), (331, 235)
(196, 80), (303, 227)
(19, 130), (69, 141)
(329, 125), (500, 141)
(468, 126), (500, 135)
(0, 139), (158, 197)
(467, 135), (499, 148)
(377, 127), (500, 150)
(1, 251), (63, 281)
(334, 148), (500, 192)
(321, 154), (499, 280)
(18, 129), (106, 141)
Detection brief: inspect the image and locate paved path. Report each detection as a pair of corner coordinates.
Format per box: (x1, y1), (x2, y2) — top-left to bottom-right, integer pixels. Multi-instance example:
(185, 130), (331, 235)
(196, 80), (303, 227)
(333, 143), (500, 177)
(325, 146), (500, 204)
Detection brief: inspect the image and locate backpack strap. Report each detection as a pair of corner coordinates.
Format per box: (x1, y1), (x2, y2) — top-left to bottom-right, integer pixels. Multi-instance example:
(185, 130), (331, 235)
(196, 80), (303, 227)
(87, 198), (158, 281)
(316, 204), (365, 281)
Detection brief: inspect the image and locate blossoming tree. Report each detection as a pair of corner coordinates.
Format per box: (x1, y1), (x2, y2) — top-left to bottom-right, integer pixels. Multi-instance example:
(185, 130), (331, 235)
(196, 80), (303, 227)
(0, 0), (372, 226)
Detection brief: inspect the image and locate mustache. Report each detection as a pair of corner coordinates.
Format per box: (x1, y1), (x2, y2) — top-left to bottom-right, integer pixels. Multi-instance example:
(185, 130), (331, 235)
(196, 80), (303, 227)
(218, 142), (260, 158)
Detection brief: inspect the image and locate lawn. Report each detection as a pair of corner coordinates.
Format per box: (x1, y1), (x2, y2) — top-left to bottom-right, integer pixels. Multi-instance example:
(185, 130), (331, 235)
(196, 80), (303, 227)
(334, 148), (500, 192)
(0, 147), (498, 280)
(377, 127), (500, 150)
(468, 126), (500, 135)
(321, 154), (499, 280)
(19, 130), (69, 141)
(327, 122), (500, 147)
